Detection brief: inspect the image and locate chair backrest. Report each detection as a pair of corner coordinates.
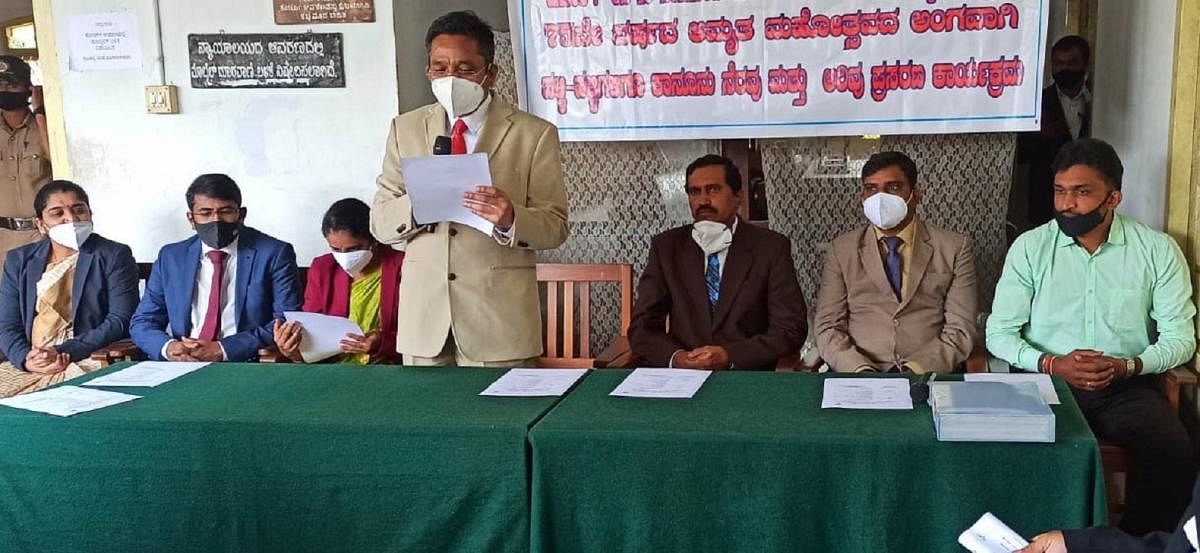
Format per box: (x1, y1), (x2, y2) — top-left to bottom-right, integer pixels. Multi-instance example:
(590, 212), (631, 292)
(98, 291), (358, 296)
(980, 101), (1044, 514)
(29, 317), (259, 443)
(536, 263), (633, 368)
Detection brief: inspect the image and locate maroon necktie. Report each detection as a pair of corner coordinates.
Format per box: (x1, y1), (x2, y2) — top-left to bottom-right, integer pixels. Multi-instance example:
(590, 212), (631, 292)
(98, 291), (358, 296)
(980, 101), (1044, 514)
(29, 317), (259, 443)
(197, 250), (228, 341)
(450, 119), (468, 155)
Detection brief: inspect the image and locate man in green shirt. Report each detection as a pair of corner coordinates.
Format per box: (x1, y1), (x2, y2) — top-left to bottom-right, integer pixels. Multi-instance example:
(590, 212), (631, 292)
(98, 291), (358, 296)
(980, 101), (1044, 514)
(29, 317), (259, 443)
(987, 138), (1197, 536)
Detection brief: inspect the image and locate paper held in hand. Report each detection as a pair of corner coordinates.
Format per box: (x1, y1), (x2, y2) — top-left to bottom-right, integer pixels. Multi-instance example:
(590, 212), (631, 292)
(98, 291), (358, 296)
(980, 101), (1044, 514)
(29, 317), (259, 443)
(400, 153), (494, 236)
(958, 512), (1029, 553)
(284, 311), (364, 363)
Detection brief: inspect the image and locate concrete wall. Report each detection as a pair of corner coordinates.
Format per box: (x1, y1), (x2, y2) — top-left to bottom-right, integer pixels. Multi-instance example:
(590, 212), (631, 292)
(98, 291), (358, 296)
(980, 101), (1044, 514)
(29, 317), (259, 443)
(394, 0), (508, 113)
(1092, 0), (1176, 229)
(49, 0), (398, 263)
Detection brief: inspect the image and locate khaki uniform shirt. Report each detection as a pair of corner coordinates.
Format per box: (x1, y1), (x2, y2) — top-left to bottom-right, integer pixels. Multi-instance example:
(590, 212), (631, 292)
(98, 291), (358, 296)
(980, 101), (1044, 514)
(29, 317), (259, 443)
(0, 112), (51, 273)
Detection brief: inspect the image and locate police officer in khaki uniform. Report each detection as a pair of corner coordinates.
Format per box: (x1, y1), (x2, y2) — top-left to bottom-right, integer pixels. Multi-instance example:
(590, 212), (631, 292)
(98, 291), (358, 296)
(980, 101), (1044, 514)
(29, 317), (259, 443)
(0, 55), (51, 276)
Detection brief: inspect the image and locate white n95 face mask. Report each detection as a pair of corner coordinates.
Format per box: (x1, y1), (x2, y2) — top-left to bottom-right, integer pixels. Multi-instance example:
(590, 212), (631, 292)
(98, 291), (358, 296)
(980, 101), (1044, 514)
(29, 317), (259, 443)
(332, 249), (373, 276)
(691, 220), (733, 256)
(47, 221), (93, 251)
(431, 76), (487, 118)
(862, 192), (910, 231)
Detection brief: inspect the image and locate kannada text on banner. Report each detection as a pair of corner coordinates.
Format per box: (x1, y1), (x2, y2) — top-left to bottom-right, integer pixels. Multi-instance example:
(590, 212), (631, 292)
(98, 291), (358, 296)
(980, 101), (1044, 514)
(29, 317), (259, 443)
(508, 0), (1050, 141)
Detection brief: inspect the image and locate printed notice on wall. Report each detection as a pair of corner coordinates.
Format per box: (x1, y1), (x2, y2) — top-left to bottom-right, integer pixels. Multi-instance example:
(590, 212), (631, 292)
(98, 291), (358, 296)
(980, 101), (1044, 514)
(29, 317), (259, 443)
(274, 0), (376, 25)
(68, 11), (143, 71)
(188, 33), (345, 89)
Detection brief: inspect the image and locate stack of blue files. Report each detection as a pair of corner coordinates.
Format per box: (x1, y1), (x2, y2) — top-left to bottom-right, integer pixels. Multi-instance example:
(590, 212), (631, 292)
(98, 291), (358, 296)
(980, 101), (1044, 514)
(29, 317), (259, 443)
(929, 381), (1055, 443)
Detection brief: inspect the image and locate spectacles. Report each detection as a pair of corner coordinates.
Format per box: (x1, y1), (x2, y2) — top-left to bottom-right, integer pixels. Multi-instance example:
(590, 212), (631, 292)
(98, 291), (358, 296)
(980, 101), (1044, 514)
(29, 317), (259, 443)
(191, 207), (240, 219)
(427, 64), (490, 79)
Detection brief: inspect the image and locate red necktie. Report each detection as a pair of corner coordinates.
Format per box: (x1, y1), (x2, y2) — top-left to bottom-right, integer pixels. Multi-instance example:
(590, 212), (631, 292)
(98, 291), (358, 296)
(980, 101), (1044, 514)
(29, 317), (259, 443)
(450, 119), (468, 155)
(198, 250), (228, 341)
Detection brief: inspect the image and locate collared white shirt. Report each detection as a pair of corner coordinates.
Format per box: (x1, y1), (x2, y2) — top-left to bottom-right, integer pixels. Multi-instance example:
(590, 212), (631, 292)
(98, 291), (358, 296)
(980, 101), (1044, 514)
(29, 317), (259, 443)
(1056, 84), (1091, 139)
(162, 238), (238, 360)
(699, 217), (739, 279)
(444, 94), (491, 154)
(191, 239), (239, 340)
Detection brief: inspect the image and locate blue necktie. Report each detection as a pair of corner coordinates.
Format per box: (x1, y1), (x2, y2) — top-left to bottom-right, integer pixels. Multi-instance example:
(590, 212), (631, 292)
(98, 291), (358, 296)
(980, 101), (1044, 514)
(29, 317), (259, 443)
(705, 253), (721, 310)
(882, 236), (903, 300)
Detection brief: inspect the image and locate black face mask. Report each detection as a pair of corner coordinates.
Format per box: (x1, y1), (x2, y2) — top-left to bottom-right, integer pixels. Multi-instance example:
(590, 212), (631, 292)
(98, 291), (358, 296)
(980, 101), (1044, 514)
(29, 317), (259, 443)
(1054, 193), (1110, 238)
(1053, 70), (1086, 91)
(0, 91), (27, 111)
(195, 221), (241, 249)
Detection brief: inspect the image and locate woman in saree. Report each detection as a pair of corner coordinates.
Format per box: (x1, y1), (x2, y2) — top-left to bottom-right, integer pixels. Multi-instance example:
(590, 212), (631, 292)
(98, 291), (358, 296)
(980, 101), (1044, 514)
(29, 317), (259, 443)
(272, 198), (404, 364)
(0, 180), (139, 396)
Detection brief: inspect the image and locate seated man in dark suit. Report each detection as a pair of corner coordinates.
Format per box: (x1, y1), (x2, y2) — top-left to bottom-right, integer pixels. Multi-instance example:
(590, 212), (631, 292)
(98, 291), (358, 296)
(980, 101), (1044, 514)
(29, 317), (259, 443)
(629, 154), (807, 371)
(131, 174), (301, 362)
(0, 180), (138, 396)
(1016, 475), (1200, 552)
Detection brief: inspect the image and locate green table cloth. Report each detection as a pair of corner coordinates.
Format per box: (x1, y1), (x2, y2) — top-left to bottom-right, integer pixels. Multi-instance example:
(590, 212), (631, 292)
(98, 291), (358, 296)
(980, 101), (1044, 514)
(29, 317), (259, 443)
(0, 363), (561, 553)
(528, 371), (1107, 553)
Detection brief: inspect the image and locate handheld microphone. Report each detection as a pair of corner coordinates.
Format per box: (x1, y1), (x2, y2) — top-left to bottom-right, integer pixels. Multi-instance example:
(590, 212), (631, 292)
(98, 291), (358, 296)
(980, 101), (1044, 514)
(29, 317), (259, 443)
(910, 372), (936, 403)
(418, 135), (455, 235)
(433, 135), (452, 155)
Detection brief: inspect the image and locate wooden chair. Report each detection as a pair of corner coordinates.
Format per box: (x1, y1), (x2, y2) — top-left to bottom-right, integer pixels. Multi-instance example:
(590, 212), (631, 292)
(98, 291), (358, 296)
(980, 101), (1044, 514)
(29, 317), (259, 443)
(536, 263), (636, 369)
(91, 262), (154, 367)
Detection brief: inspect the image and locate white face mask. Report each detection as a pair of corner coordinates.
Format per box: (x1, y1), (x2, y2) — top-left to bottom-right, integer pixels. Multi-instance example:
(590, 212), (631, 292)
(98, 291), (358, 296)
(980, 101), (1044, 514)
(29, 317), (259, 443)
(331, 249), (373, 276)
(46, 221), (93, 251)
(862, 192), (911, 231)
(691, 220), (733, 256)
(431, 76), (487, 118)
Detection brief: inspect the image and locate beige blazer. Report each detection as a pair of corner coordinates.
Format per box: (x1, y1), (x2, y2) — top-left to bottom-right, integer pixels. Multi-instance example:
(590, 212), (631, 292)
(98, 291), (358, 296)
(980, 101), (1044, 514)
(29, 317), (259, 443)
(370, 99), (568, 361)
(815, 220), (977, 373)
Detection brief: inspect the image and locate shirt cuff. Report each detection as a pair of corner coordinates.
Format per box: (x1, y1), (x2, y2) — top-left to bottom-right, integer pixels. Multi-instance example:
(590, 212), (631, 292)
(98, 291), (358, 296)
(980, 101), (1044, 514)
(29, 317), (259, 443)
(854, 365), (878, 373)
(161, 340), (175, 360)
(492, 221), (516, 246)
(1017, 346), (1044, 372)
(903, 360), (926, 375)
(218, 342), (228, 362)
(668, 349), (684, 368)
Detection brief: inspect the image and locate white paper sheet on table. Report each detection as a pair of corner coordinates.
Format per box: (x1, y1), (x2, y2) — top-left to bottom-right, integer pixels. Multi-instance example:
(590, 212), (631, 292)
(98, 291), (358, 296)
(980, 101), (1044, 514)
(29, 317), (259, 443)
(82, 361), (209, 387)
(958, 512), (1029, 553)
(284, 311), (364, 363)
(400, 153), (494, 236)
(964, 373), (1061, 405)
(480, 368), (589, 397)
(0, 386), (141, 417)
(609, 368), (711, 399)
(821, 378), (913, 410)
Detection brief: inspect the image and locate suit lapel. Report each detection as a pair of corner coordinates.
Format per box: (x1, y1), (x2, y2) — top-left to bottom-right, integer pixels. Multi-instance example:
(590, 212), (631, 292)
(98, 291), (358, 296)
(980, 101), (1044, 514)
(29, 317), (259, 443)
(711, 228), (752, 329)
(423, 104), (446, 154)
(898, 222), (933, 311)
(677, 233), (712, 330)
(858, 226), (897, 302)
(70, 242), (95, 322)
(474, 99), (515, 158)
(23, 241), (49, 337)
(179, 238), (202, 336)
(234, 232), (257, 332)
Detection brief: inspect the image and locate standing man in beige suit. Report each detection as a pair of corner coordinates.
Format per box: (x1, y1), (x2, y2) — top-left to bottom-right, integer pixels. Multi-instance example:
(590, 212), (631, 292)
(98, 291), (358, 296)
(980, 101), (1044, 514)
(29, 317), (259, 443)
(815, 151), (977, 373)
(370, 11), (568, 367)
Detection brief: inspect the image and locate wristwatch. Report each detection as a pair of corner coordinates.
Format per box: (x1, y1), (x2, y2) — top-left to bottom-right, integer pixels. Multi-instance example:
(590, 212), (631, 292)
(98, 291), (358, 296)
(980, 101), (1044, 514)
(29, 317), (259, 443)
(31, 106), (45, 116)
(1125, 358), (1136, 378)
